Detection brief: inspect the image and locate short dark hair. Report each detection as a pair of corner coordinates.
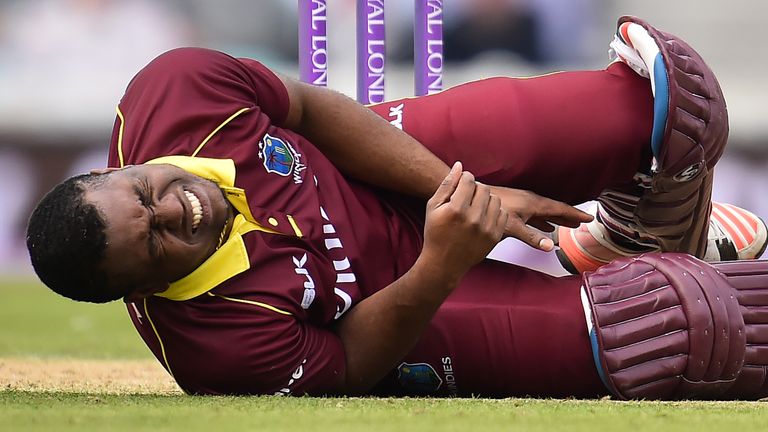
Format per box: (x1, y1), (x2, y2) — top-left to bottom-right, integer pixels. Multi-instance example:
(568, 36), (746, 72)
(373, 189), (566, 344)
(26, 173), (128, 303)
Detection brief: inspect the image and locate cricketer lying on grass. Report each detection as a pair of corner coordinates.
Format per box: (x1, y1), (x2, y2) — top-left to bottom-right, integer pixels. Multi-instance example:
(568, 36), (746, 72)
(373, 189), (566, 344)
(26, 14), (768, 399)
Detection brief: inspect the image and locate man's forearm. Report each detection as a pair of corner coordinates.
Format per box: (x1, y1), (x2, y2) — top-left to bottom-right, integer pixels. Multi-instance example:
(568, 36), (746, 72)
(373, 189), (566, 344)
(283, 78), (450, 199)
(331, 165), (508, 395)
(334, 255), (458, 394)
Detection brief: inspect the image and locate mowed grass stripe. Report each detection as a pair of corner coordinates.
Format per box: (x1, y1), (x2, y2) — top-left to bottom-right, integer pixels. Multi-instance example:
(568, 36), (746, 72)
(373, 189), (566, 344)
(2, 391), (768, 432)
(0, 278), (149, 359)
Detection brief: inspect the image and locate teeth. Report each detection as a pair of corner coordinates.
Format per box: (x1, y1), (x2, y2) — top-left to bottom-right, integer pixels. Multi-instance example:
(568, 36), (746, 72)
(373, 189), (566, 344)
(184, 190), (203, 231)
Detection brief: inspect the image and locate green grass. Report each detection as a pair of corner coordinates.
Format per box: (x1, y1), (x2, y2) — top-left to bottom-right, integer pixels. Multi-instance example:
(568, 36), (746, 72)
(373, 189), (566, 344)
(3, 278), (768, 431)
(0, 277), (149, 359)
(1, 391), (767, 432)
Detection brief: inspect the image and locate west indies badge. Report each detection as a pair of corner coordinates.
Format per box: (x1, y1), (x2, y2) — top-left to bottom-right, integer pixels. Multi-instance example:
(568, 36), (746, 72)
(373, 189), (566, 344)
(396, 362), (443, 395)
(258, 134), (306, 184)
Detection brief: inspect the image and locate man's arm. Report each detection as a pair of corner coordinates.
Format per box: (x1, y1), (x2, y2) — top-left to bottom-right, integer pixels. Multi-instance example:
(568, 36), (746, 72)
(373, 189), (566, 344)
(280, 75), (448, 200)
(333, 162), (507, 394)
(278, 76), (591, 251)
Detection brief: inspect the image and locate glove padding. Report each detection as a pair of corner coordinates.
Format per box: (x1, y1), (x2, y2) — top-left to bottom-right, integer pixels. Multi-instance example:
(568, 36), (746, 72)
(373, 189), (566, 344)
(599, 16), (729, 257)
(583, 253), (746, 399)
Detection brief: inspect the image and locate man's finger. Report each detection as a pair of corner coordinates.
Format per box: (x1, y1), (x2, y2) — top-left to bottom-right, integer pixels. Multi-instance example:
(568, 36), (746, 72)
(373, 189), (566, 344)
(484, 194), (501, 230)
(429, 161), (462, 207)
(528, 219), (555, 233)
(450, 170), (477, 208)
(534, 199), (593, 226)
(469, 183), (491, 221)
(537, 236), (555, 252)
(494, 208), (509, 240)
(508, 218), (555, 252)
(546, 214), (591, 229)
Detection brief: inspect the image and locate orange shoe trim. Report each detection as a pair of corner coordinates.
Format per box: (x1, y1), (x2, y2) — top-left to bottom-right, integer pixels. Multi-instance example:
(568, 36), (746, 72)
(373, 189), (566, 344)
(558, 227), (607, 273)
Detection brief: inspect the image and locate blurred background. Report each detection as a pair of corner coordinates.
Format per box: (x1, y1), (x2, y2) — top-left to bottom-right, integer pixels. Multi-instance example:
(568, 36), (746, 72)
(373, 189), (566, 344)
(0, 0), (766, 277)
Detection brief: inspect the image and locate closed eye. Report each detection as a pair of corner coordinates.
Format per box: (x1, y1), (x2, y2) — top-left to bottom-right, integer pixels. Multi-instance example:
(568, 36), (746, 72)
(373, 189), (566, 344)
(134, 179), (163, 259)
(134, 179), (151, 207)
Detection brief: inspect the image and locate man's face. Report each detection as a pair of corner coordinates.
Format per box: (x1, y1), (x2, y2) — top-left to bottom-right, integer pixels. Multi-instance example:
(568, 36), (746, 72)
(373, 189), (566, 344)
(84, 164), (233, 299)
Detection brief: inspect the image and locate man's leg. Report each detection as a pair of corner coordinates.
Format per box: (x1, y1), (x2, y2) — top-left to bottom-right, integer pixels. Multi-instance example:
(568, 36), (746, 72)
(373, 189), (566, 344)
(554, 16), (765, 272)
(367, 62), (653, 205)
(373, 254), (768, 400)
(372, 259), (607, 398)
(369, 16), (766, 270)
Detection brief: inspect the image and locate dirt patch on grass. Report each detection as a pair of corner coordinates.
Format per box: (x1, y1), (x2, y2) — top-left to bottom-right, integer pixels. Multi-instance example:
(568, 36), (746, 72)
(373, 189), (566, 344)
(0, 358), (182, 394)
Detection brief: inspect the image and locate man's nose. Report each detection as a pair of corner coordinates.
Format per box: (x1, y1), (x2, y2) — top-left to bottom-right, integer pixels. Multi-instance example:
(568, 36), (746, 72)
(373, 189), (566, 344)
(152, 193), (184, 231)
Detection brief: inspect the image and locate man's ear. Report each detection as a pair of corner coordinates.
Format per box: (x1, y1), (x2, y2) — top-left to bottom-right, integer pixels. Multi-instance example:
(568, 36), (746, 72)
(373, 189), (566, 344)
(123, 281), (170, 303)
(90, 166), (130, 175)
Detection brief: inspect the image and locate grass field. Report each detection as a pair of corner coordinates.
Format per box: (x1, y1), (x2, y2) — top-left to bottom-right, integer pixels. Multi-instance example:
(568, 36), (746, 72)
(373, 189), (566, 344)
(2, 277), (768, 431)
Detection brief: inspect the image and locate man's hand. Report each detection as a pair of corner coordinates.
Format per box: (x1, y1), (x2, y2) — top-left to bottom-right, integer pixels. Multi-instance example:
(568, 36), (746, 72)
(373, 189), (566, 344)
(334, 162), (507, 394)
(420, 162), (508, 283)
(488, 185), (593, 252)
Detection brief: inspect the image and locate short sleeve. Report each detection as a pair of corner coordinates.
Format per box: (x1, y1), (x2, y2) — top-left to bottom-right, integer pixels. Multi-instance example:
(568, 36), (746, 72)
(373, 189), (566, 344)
(109, 47), (291, 166)
(234, 56), (291, 124)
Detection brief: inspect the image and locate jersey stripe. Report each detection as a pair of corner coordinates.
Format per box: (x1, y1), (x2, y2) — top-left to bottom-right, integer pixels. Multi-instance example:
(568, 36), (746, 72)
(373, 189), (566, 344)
(116, 106), (127, 168)
(206, 292), (293, 316)
(286, 215), (304, 238)
(191, 107), (251, 157)
(143, 298), (174, 378)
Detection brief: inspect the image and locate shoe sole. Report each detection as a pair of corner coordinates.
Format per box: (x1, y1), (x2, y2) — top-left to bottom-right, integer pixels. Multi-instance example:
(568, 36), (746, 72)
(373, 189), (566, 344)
(552, 228), (581, 274)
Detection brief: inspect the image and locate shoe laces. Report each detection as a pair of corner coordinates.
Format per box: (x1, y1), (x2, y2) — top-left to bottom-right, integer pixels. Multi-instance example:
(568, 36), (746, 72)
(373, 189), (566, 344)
(609, 35), (649, 78)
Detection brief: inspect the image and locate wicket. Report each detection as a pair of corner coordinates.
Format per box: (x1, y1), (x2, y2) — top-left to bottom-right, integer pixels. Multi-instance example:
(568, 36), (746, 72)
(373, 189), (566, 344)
(298, 0), (444, 104)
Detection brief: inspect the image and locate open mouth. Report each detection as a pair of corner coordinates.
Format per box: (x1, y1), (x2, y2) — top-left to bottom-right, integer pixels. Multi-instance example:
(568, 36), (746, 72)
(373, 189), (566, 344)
(183, 190), (203, 233)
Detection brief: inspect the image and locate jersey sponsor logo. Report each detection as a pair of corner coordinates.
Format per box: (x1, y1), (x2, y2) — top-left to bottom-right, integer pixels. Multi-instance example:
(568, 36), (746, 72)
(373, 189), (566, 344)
(441, 356), (459, 396)
(319, 205), (357, 319)
(274, 358), (308, 396)
(388, 103), (404, 130)
(258, 133), (307, 184)
(397, 362), (442, 395)
(293, 253), (316, 309)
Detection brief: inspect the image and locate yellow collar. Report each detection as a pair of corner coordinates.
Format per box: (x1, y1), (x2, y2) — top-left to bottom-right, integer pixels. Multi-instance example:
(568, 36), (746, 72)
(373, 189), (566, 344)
(145, 156), (263, 224)
(144, 156), (279, 301)
(155, 214), (263, 301)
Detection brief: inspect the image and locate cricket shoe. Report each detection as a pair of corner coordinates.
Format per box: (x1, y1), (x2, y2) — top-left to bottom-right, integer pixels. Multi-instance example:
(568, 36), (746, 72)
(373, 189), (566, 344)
(553, 202), (768, 275)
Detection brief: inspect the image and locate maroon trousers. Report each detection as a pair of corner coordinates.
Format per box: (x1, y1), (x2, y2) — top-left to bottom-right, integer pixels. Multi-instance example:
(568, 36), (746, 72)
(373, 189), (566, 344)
(368, 63), (653, 397)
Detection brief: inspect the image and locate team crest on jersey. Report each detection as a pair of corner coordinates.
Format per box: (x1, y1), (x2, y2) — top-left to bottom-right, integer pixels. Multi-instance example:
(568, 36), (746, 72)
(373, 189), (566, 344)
(258, 134), (306, 184)
(397, 362), (443, 395)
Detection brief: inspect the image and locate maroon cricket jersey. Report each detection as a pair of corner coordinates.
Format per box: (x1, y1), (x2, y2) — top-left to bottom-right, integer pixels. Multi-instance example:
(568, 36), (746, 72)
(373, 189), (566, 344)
(112, 47), (653, 397)
(112, 48), (423, 395)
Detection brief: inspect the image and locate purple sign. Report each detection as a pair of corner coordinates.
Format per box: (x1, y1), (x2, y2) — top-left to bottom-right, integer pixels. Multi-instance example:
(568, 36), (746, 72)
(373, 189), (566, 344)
(356, 0), (386, 104)
(415, 0), (443, 96)
(299, 0), (328, 86)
